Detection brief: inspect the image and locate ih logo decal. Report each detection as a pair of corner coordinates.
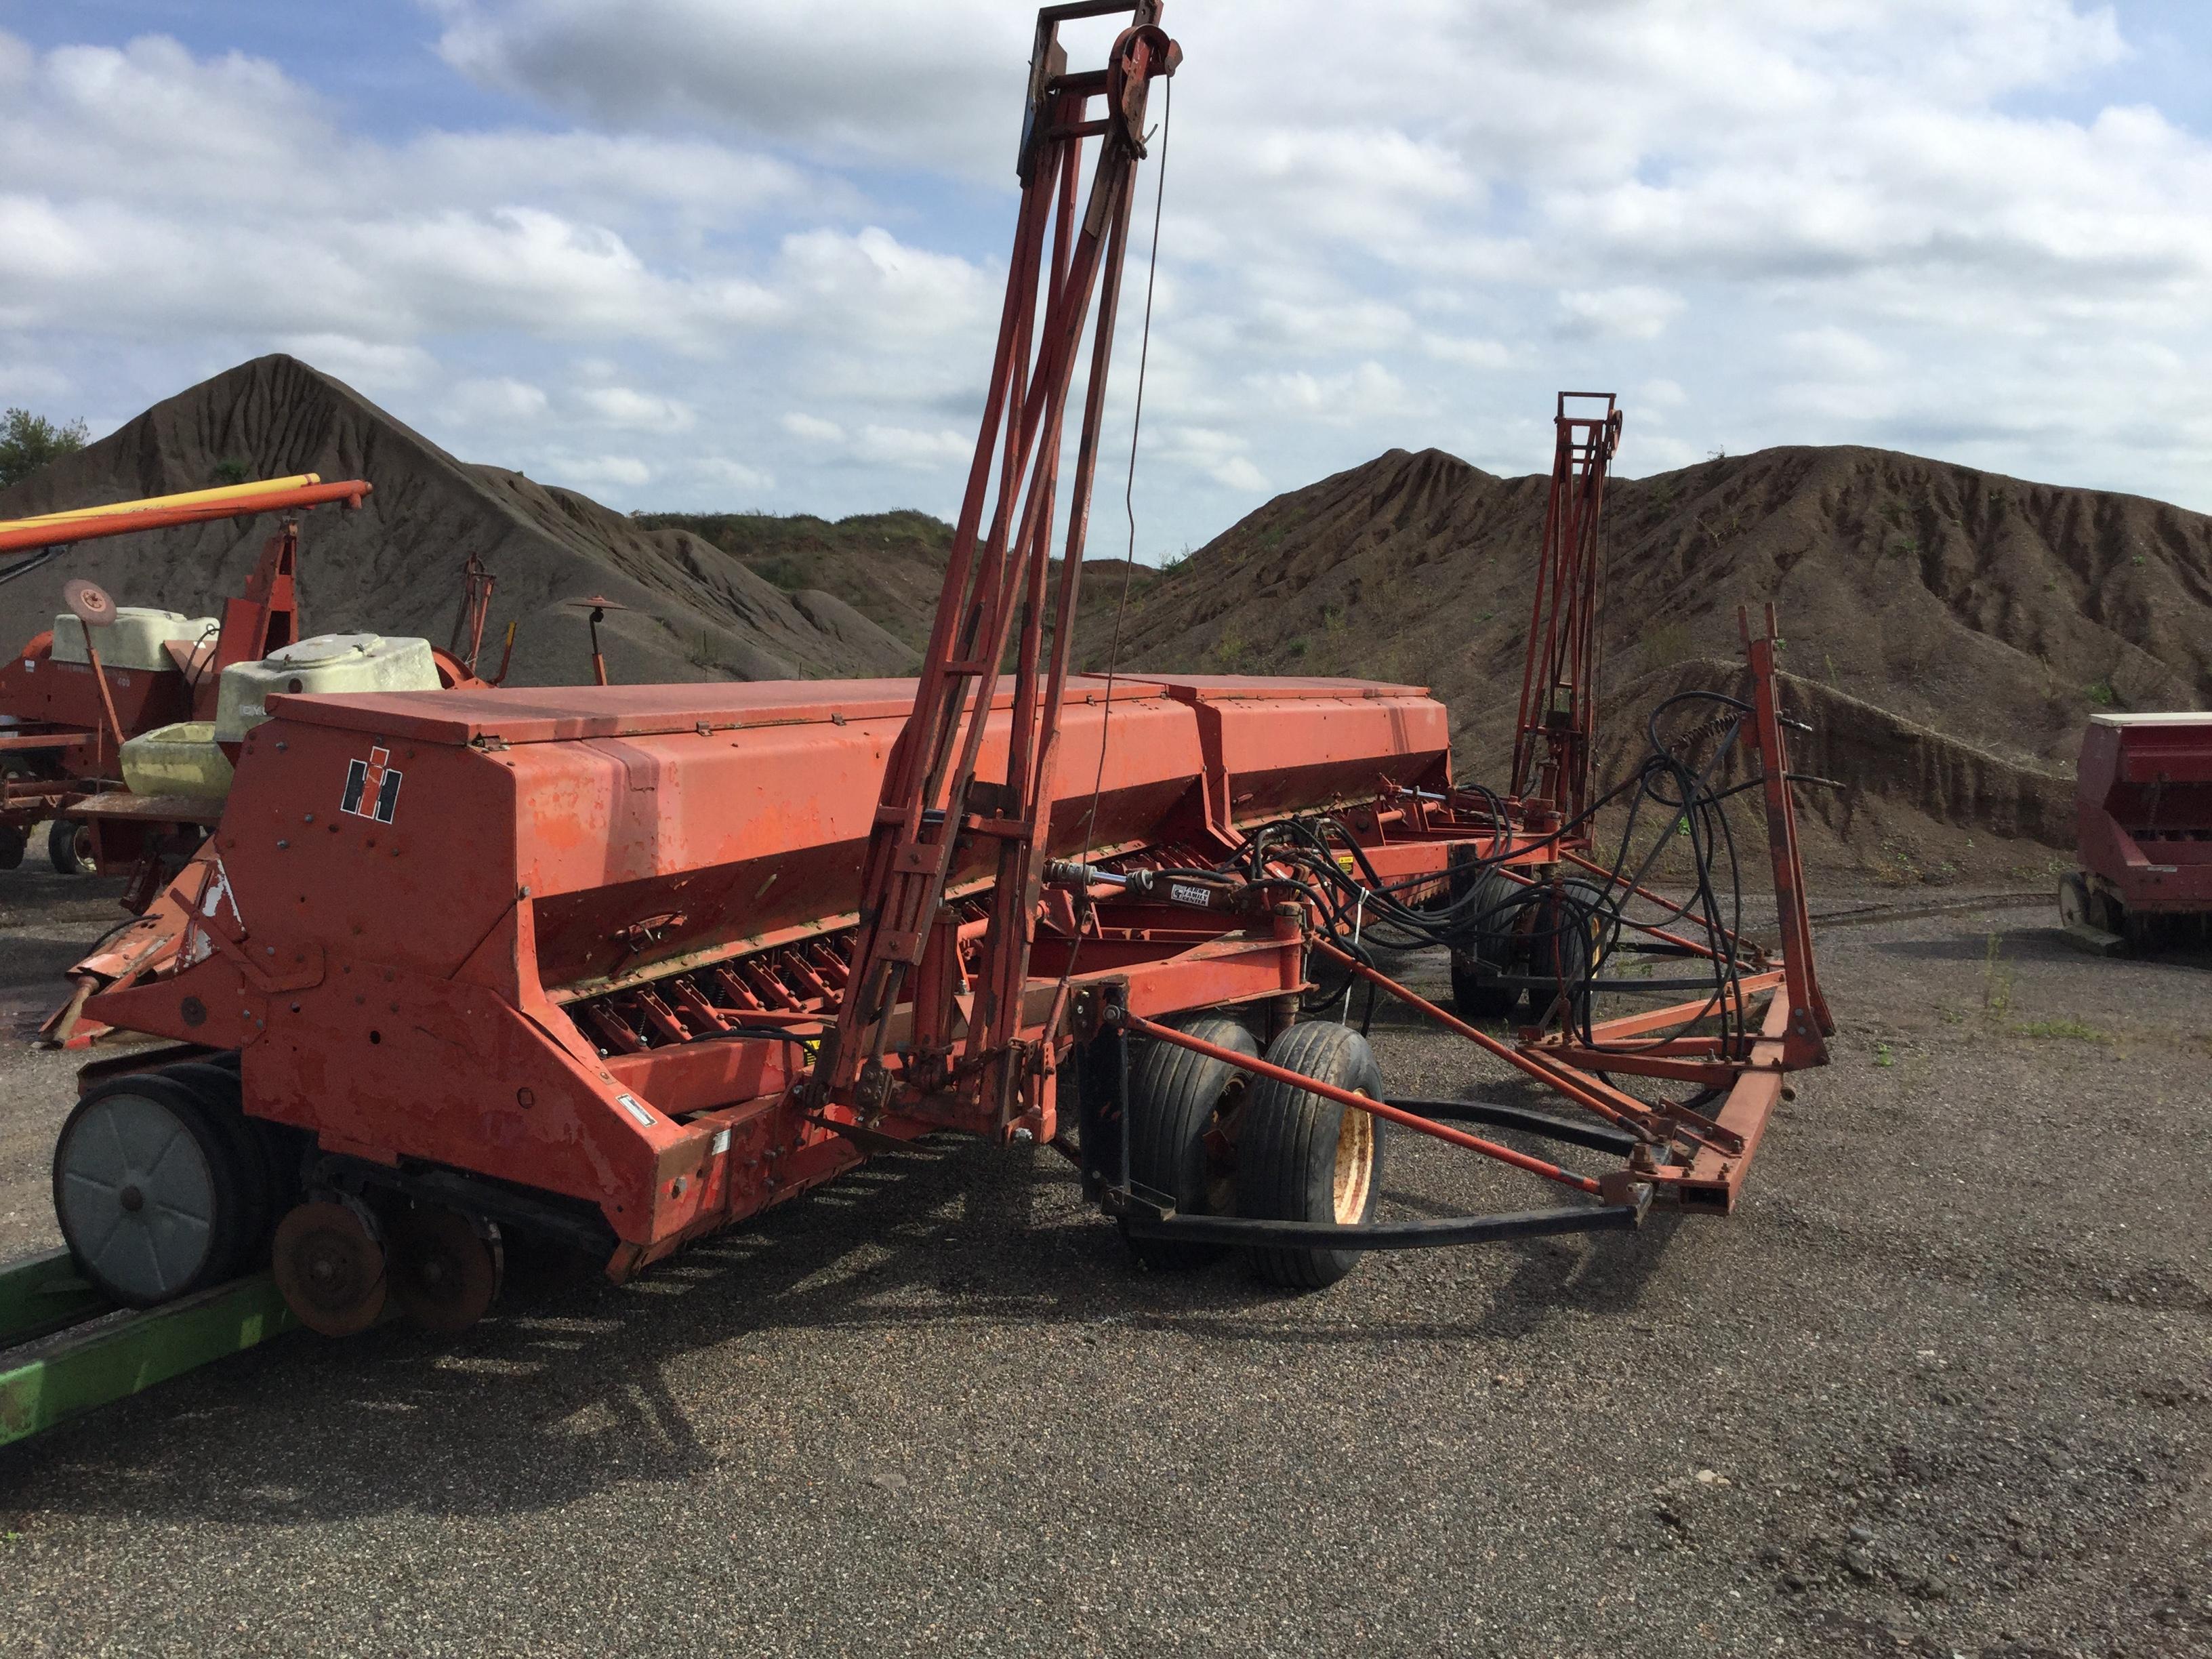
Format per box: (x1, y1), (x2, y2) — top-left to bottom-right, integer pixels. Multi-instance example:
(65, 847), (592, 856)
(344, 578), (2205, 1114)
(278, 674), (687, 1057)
(341, 745), (403, 824)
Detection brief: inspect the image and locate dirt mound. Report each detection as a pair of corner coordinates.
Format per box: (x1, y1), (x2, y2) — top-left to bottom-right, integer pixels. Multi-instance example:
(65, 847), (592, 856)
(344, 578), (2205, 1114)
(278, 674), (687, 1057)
(1099, 443), (2212, 873)
(0, 355), (916, 687)
(637, 507), (1163, 657)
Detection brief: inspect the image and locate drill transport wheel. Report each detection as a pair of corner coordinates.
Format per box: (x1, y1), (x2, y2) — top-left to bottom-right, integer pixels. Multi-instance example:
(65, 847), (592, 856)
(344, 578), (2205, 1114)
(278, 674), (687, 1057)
(1235, 1022), (1386, 1290)
(272, 1199), (388, 1336)
(387, 1205), (504, 1334)
(1447, 867), (1523, 1021)
(1119, 1015), (1258, 1271)
(52, 1074), (249, 1307)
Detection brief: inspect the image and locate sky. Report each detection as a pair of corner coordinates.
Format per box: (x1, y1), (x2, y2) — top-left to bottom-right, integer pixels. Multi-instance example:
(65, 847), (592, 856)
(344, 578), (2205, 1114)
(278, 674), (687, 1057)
(1, 1), (2209, 563)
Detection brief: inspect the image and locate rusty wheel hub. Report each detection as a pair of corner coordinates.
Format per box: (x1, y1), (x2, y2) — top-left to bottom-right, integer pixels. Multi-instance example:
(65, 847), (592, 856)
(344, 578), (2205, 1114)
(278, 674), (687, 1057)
(272, 1200), (387, 1336)
(387, 1205), (503, 1334)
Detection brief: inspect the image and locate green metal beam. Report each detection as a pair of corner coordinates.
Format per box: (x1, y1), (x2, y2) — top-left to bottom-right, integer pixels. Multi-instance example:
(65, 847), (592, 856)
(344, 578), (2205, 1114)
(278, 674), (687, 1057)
(0, 1249), (110, 1349)
(1, 1273), (298, 1449)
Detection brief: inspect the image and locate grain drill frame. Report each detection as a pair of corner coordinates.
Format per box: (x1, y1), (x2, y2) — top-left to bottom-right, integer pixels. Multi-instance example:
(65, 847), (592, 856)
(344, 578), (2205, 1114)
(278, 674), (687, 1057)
(37, 4), (1833, 1348)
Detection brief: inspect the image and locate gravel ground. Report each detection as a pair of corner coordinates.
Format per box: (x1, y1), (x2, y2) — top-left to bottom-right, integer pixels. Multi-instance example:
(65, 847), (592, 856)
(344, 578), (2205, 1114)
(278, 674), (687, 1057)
(0, 867), (2206, 1657)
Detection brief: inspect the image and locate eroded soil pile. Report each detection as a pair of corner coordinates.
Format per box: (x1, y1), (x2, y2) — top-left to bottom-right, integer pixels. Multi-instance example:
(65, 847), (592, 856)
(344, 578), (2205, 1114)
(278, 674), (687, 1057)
(1099, 445), (2212, 878)
(0, 356), (916, 687)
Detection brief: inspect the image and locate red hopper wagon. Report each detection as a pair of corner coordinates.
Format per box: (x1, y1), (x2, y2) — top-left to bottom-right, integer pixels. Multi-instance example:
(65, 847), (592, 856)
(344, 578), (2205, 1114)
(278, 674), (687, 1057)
(2059, 711), (2212, 951)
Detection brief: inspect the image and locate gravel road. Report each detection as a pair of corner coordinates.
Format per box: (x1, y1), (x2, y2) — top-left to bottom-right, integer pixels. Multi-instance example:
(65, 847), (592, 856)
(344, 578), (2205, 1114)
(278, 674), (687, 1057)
(0, 867), (2205, 1657)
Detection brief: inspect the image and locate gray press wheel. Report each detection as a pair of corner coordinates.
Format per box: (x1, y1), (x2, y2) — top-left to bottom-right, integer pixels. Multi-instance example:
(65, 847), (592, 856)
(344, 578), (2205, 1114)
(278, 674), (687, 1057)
(52, 1073), (249, 1307)
(1120, 1015), (1260, 1269)
(1450, 867), (1525, 1021)
(161, 1060), (293, 1272)
(47, 817), (97, 876)
(1235, 1021), (1386, 1290)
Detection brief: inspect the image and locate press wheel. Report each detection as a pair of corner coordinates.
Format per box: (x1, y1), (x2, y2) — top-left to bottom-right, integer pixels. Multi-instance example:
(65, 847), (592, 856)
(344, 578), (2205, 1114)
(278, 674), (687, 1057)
(387, 1205), (504, 1334)
(272, 1199), (388, 1335)
(52, 1075), (246, 1307)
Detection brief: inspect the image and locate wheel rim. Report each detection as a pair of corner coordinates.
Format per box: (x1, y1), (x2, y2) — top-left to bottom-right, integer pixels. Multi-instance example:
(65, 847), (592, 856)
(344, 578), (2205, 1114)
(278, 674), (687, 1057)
(56, 1091), (218, 1302)
(72, 825), (95, 869)
(1331, 1094), (1376, 1225)
(2059, 876), (2087, 928)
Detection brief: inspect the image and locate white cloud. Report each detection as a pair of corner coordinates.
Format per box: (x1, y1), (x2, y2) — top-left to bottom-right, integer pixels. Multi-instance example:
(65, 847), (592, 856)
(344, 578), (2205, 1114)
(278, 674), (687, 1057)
(1555, 285), (1686, 342)
(1156, 426), (1269, 493)
(1422, 333), (1513, 370)
(687, 456), (774, 493)
(273, 335), (436, 393)
(780, 412), (844, 443)
(851, 424), (972, 470)
(575, 385), (695, 432)
(552, 453), (651, 489)
(775, 227), (992, 348)
(449, 376), (550, 423)
(1243, 362), (1422, 426)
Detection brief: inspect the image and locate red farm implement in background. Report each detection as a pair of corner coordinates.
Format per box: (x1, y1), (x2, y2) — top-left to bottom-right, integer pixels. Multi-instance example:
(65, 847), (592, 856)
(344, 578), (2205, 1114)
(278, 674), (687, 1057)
(26, 1), (1833, 1353)
(3, 477), (527, 1046)
(1, 476), (372, 884)
(2060, 711), (2212, 952)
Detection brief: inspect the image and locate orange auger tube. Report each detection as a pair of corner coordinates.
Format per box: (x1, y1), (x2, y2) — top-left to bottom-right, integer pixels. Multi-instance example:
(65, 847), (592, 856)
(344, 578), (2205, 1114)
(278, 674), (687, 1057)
(0, 479), (370, 553)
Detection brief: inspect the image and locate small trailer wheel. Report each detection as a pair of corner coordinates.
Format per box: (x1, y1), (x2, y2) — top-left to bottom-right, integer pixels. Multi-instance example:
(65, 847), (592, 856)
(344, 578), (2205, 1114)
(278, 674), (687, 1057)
(1236, 1022), (1385, 1290)
(52, 1073), (252, 1307)
(1119, 1015), (1258, 1269)
(2057, 871), (2092, 930)
(0, 822), (25, 870)
(47, 817), (98, 876)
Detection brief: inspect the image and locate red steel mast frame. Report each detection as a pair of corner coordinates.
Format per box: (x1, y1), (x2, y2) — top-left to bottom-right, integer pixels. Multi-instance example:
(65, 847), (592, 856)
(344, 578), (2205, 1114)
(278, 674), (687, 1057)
(819, 1), (1180, 1130)
(1510, 392), (1622, 836)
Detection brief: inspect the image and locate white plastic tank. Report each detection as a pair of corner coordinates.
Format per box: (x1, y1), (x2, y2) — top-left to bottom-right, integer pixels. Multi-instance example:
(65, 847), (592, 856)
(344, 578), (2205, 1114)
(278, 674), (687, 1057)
(120, 721), (235, 800)
(51, 608), (218, 672)
(215, 633), (440, 744)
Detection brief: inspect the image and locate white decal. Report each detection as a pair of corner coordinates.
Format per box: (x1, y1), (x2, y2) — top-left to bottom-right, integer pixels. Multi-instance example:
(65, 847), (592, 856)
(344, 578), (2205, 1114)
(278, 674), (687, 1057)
(616, 1094), (655, 1127)
(182, 852), (243, 968)
(1169, 882), (1211, 908)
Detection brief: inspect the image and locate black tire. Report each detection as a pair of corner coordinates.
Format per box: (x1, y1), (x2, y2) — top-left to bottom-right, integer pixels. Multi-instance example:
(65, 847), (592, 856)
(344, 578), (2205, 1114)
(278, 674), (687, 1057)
(1118, 1015), (1258, 1269)
(1527, 876), (1610, 1030)
(47, 817), (97, 876)
(0, 823), (24, 871)
(1449, 867), (1524, 1021)
(52, 1073), (249, 1307)
(1235, 1022), (1385, 1290)
(162, 1061), (287, 1271)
